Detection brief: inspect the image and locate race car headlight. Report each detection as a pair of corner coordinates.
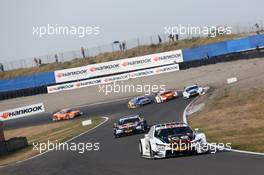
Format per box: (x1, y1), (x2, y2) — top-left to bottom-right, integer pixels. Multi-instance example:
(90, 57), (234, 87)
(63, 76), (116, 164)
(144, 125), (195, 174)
(136, 125), (142, 130)
(116, 129), (123, 134)
(156, 144), (166, 151)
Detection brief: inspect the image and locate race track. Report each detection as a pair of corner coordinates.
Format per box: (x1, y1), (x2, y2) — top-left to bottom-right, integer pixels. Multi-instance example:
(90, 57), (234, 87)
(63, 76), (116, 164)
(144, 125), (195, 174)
(1, 97), (264, 175)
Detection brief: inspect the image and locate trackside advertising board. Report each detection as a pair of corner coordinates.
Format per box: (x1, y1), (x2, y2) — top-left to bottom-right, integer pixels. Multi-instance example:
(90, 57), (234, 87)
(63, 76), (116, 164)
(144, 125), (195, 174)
(0, 103), (45, 121)
(48, 64), (179, 93)
(48, 74), (129, 93)
(129, 64), (179, 78)
(54, 50), (183, 83)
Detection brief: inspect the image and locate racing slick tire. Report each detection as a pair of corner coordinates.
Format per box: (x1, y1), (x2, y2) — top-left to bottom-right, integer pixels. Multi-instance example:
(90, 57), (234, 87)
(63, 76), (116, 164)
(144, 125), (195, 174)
(139, 141), (143, 157)
(149, 142), (154, 158)
(143, 121), (148, 131)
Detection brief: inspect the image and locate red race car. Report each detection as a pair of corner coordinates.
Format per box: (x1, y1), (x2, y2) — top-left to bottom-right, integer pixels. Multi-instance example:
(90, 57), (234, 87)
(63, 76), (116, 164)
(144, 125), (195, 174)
(154, 90), (178, 103)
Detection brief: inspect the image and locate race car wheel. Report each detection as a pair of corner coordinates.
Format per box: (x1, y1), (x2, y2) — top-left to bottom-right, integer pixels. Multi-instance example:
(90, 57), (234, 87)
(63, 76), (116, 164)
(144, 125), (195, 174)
(143, 121), (148, 131)
(114, 134), (120, 138)
(139, 141), (143, 156)
(149, 142), (154, 158)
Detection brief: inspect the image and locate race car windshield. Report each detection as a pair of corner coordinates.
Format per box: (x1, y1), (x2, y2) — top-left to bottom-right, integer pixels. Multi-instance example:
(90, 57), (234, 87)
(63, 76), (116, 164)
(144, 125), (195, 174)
(118, 118), (139, 125)
(186, 86), (198, 91)
(155, 127), (193, 138)
(137, 97), (145, 101)
(161, 91), (172, 95)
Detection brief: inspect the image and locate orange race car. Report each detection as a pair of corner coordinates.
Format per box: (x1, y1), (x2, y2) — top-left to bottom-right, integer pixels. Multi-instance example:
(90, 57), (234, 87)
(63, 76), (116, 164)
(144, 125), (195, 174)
(154, 90), (178, 103)
(52, 108), (83, 121)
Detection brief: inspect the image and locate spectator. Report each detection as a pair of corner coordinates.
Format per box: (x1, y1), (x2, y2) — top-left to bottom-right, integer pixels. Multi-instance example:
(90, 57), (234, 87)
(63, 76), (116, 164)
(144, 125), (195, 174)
(158, 35), (162, 44)
(175, 34), (179, 41)
(54, 54), (59, 63)
(34, 58), (39, 67)
(38, 58), (42, 66)
(168, 34), (175, 41)
(122, 42), (126, 51)
(0, 63), (4, 72)
(81, 47), (86, 58)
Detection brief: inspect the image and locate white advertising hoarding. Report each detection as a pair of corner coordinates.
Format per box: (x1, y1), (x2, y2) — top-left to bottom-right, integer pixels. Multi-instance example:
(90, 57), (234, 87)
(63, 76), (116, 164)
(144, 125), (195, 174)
(48, 64), (179, 94)
(0, 103), (45, 121)
(54, 50), (183, 83)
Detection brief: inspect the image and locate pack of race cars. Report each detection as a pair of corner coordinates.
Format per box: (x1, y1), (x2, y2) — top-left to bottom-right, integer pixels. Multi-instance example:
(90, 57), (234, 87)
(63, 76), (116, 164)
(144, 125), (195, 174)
(127, 85), (204, 109)
(52, 84), (207, 159)
(115, 85), (208, 159)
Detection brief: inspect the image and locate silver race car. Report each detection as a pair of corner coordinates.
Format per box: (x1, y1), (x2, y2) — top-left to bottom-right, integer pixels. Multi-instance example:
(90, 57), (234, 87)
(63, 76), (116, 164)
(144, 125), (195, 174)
(182, 85), (203, 99)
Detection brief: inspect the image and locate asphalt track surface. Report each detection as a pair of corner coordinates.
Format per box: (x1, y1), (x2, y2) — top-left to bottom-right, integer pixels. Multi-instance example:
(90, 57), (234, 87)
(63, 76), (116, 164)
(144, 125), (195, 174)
(1, 97), (264, 175)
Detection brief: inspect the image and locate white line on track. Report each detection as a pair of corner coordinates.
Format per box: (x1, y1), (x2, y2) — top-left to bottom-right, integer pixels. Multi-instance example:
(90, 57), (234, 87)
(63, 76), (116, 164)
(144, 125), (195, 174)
(0, 116), (109, 168)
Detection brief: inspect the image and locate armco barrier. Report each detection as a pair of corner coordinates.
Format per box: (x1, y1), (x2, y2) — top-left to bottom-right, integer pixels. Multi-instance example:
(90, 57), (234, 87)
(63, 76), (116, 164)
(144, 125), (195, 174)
(0, 137), (28, 157)
(5, 137), (28, 152)
(54, 50), (183, 83)
(0, 72), (55, 93)
(0, 85), (47, 101)
(47, 64), (180, 93)
(179, 49), (264, 70)
(182, 34), (264, 62)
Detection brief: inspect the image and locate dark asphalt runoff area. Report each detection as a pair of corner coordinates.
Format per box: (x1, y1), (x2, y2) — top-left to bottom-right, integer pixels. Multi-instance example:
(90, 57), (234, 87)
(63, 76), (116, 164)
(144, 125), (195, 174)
(0, 97), (264, 175)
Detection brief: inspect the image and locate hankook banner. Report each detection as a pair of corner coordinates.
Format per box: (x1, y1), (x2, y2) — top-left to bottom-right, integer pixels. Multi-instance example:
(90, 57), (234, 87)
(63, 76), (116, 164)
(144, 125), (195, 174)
(48, 64), (179, 93)
(0, 103), (45, 121)
(54, 50), (183, 83)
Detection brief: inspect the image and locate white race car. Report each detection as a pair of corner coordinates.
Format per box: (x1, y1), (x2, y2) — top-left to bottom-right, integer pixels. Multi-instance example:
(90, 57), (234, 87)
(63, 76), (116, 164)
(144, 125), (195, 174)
(139, 122), (208, 159)
(182, 85), (203, 99)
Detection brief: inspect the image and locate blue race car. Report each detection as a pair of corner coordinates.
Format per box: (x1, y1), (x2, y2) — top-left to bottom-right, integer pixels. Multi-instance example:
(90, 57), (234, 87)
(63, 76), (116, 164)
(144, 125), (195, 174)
(128, 96), (153, 109)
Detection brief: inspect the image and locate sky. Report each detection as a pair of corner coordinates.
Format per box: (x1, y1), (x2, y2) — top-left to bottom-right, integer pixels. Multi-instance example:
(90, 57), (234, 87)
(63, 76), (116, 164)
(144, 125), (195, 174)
(0, 0), (263, 62)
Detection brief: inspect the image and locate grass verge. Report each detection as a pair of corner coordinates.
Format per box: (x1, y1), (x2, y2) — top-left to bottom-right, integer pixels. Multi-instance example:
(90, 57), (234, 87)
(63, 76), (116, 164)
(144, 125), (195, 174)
(189, 87), (264, 152)
(0, 117), (105, 166)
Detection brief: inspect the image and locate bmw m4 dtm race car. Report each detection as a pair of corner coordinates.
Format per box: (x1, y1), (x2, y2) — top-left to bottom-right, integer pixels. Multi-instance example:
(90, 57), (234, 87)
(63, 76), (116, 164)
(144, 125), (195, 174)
(139, 122), (208, 159)
(182, 85), (203, 99)
(154, 90), (178, 103)
(128, 96), (153, 109)
(113, 114), (148, 138)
